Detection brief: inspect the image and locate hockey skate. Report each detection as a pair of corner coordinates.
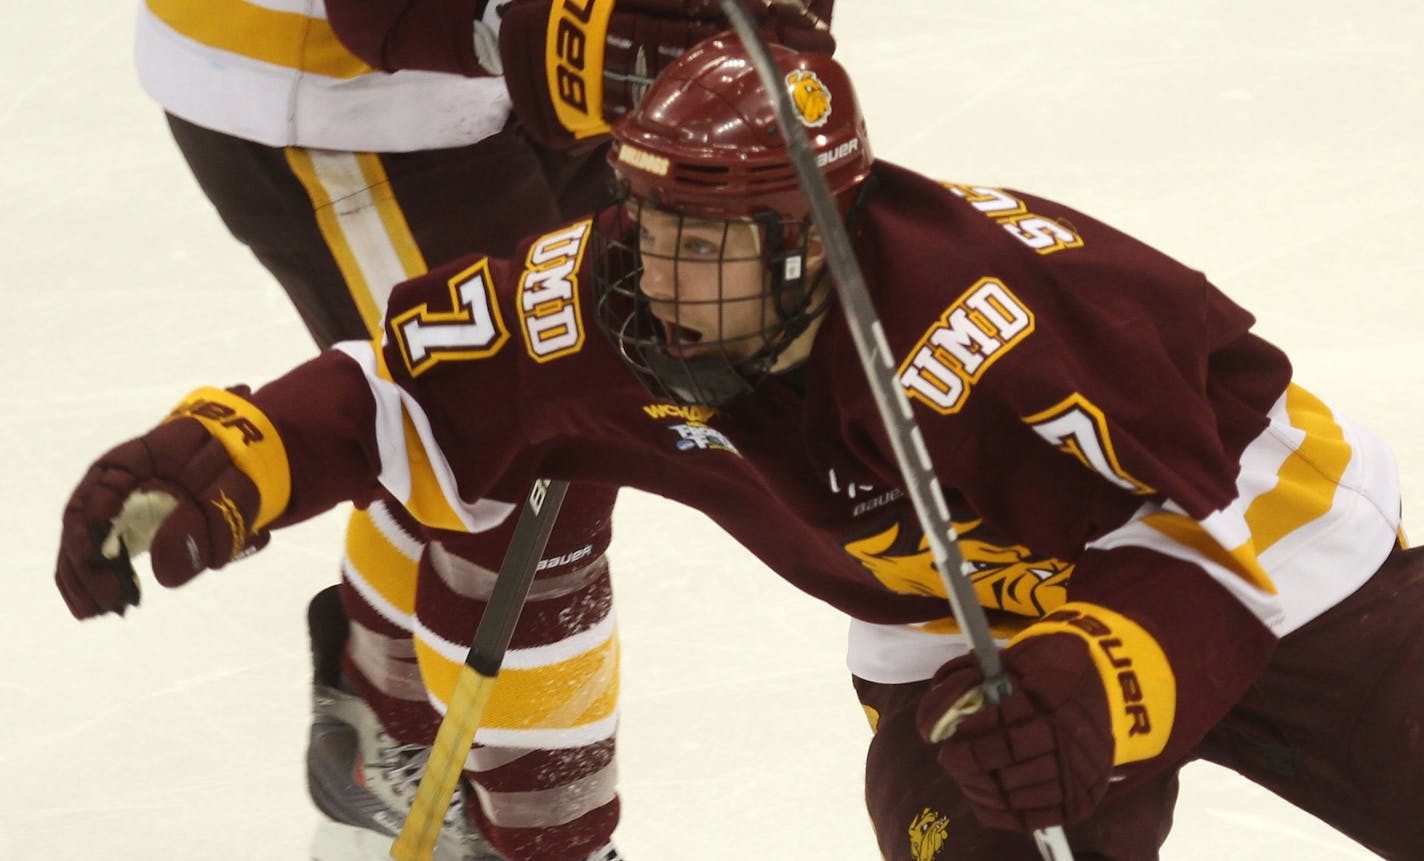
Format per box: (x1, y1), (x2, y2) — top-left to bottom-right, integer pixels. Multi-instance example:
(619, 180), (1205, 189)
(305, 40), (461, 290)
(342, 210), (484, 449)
(305, 586), (626, 861)
(306, 586), (501, 861)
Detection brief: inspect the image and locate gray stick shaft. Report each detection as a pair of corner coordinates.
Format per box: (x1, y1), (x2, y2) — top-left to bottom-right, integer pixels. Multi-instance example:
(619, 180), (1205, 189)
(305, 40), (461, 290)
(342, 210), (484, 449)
(712, 3), (1072, 857)
(465, 478), (569, 677)
(713, 0), (1005, 694)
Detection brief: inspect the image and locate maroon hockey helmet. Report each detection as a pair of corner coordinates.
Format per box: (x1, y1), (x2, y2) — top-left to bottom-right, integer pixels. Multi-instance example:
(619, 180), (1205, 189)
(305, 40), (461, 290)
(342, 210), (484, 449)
(594, 34), (874, 407)
(608, 32), (873, 223)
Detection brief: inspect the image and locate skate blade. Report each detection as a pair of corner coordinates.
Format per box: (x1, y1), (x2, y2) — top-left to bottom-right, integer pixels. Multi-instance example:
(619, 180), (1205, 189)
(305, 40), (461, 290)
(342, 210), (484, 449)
(311, 818), (397, 861)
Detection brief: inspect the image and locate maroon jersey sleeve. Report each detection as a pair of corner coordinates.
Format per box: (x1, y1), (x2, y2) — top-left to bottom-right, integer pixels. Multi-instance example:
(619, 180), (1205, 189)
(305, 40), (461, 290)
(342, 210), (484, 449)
(249, 349), (387, 524)
(239, 242), (540, 529)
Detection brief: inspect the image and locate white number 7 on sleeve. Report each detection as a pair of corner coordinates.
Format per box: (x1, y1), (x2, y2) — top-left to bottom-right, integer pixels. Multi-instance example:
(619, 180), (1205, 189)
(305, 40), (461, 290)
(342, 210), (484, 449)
(1025, 394), (1154, 495)
(391, 259), (510, 376)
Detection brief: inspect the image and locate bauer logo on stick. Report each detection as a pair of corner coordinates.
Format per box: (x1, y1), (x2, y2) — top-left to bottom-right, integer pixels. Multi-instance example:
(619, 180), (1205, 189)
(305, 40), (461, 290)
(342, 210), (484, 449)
(786, 69), (832, 127)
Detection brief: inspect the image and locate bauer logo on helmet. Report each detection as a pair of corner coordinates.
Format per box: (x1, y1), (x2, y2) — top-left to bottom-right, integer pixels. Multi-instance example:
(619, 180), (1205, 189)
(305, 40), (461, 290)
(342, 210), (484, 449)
(816, 138), (860, 169)
(786, 69), (832, 127)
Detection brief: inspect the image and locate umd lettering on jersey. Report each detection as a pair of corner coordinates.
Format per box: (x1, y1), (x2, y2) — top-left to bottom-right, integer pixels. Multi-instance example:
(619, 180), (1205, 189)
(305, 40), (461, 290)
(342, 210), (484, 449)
(518, 221), (591, 362)
(898, 278), (1034, 414)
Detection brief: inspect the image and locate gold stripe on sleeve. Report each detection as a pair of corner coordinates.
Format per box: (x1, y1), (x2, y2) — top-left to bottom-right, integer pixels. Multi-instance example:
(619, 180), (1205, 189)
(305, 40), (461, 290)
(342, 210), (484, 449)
(146, 0), (372, 79)
(399, 413), (469, 532)
(1140, 511), (1276, 594)
(1243, 384), (1351, 554)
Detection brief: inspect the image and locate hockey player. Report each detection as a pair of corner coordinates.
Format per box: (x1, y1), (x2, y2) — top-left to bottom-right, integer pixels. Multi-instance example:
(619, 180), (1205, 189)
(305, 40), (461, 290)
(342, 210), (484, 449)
(59, 32), (1424, 861)
(132, 2), (830, 859)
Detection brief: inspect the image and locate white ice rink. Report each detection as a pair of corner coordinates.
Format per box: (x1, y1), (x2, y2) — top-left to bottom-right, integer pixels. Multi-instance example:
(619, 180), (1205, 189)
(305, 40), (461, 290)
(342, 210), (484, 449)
(5, 2), (1422, 859)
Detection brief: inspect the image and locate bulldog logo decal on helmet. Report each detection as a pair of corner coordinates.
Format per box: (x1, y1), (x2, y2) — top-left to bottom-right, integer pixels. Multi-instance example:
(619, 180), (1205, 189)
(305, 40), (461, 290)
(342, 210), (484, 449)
(787, 69), (832, 127)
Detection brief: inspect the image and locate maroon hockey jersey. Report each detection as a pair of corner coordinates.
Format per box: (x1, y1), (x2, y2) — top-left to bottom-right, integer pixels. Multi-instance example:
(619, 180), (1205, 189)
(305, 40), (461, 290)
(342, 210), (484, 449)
(248, 160), (1401, 775)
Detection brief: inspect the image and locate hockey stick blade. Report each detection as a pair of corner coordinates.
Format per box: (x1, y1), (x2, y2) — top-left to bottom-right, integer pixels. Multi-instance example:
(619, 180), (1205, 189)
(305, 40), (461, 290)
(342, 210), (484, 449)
(392, 478), (571, 861)
(711, 4), (1073, 858)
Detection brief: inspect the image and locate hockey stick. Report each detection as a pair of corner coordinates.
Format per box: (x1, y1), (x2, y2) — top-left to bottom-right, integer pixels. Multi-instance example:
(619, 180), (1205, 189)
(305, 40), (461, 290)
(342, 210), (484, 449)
(391, 478), (570, 861)
(712, 4), (1074, 858)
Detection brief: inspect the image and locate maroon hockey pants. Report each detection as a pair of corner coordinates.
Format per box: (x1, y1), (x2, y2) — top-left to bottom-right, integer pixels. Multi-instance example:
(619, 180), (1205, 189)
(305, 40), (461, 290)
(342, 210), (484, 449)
(859, 542), (1424, 860)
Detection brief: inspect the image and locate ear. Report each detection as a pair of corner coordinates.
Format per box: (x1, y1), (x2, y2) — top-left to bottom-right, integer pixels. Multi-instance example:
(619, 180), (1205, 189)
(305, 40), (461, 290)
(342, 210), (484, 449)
(804, 230), (828, 283)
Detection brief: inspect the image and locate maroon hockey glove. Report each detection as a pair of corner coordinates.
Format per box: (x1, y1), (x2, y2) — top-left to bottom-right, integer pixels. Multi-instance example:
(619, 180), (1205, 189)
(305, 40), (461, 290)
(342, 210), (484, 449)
(55, 387), (290, 619)
(499, 0), (836, 148)
(915, 633), (1115, 832)
(326, 0), (834, 149)
(325, 0), (493, 77)
(916, 602), (1181, 832)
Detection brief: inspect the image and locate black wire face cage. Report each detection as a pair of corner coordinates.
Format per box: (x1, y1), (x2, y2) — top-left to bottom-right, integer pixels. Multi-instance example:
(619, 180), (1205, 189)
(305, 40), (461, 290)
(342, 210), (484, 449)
(592, 195), (827, 407)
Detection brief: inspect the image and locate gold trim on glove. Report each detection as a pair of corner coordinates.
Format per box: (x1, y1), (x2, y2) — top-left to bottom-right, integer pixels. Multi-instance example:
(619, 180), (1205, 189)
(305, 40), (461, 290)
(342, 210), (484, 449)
(166, 387), (292, 531)
(1010, 601), (1176, 765)
(545, 0), (616, 140)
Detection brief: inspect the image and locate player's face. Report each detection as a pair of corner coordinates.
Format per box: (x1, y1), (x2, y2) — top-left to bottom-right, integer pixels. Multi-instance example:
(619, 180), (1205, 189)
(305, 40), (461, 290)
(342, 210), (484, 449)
(635, 206), (774, 363)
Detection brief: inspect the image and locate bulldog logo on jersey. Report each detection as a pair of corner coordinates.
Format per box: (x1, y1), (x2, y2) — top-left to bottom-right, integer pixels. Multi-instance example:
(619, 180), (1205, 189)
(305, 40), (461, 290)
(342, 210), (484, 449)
(843, 510), (1072, 619)
(786, 69), (832, 127)
(955, 516), (1072, 617)
(909, 807), (949, 860)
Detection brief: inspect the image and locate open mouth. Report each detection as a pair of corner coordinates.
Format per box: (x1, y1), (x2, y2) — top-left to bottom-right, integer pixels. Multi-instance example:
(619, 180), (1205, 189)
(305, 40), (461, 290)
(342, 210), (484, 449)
(655, 317), (706, 358)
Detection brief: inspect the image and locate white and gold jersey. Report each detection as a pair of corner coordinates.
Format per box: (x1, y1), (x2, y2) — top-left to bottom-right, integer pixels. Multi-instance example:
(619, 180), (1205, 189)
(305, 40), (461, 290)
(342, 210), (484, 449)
(135, 0), (510, 151)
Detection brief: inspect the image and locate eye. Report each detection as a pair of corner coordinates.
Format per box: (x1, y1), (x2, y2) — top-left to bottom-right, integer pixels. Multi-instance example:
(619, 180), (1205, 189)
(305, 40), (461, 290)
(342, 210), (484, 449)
(637, 225), (668, 258)
(682, 235), (719, 256)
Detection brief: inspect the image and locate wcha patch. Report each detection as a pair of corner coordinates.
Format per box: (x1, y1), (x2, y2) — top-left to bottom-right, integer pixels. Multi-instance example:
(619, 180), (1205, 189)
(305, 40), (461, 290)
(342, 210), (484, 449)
(643, 403), (738, 454)
(668, 422), (739, 454)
